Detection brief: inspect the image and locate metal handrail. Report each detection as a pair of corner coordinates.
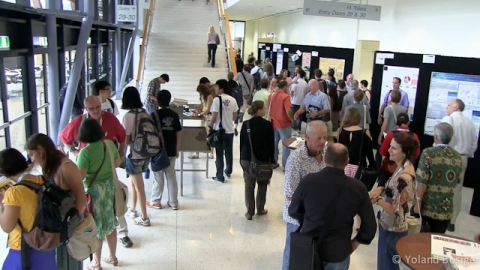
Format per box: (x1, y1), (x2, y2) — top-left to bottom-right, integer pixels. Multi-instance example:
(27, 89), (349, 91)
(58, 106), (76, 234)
(135, 0), (156, 89)
(217, 0), (237, 74)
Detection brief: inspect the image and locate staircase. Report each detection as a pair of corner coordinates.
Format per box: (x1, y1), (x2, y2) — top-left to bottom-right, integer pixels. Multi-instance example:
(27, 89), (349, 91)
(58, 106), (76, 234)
(142, 0), (229, 104)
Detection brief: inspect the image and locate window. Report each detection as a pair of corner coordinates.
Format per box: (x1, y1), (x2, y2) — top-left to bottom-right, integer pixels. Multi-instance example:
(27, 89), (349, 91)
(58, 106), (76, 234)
(34, 54), (48, 135)
(4, 57), (25, 120)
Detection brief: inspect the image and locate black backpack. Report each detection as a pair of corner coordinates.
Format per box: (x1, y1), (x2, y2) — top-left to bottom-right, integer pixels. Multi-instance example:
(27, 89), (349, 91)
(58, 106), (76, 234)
(253, 69), (262, 90)
(15, 176), (82, 269)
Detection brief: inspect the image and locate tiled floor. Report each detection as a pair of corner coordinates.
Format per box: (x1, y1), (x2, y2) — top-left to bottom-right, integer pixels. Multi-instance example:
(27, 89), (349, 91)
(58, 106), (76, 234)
(2, 124), (480, 270)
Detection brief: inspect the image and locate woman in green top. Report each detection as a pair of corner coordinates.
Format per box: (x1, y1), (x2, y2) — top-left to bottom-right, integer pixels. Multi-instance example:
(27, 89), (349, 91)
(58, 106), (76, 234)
(76, 118), (121, 270)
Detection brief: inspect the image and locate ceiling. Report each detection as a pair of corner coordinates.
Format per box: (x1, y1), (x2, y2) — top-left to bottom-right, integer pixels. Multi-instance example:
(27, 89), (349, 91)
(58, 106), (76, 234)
(226, 0), (359, 21)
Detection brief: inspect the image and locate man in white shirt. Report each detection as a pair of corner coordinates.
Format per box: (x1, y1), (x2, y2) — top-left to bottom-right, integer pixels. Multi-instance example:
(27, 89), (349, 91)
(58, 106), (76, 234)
(441, 98), (478, 232)
(209, 79), (239, 183)
(253, 78), (271, 120)
(94, 80), (119, 115)
(290, 69), (309, 134)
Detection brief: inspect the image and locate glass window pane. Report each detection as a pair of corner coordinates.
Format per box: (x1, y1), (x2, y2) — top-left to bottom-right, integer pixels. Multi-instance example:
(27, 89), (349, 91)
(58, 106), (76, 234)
(98, 46), (105, 75)
(35, 54), (48, 135)
(0, 132), (5, 151)
(4, 57), (25, 120)
(63, 0), (75, 10)
(10, 118), (27, 151)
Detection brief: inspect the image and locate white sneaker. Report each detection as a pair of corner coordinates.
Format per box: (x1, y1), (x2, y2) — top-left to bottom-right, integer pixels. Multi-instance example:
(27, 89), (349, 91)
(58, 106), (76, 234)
(133, 216), (151, 226)
(126, 209), (138, 219)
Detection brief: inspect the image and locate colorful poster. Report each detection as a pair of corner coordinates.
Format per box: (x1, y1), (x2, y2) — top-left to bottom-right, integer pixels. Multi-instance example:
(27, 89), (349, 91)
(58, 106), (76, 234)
(302, 53), (312, 80)
(276, 50), (284, 75)
(319, 58), (345, 80)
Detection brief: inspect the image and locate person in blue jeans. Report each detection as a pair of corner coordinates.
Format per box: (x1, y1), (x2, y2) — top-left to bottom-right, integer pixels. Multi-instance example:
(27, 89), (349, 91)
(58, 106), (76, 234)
(209, 79), (239, 182)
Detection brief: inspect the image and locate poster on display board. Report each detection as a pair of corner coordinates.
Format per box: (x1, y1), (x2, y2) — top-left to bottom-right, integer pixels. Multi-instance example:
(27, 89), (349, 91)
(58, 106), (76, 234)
(276, 50), (284, 75)
(319, 58), (345, 80)
(260, 50), (265, 62)
(288, 53), (297, 77)
(302, 53), (312, 80)
(379, 65), (419, 120)
(424, 72), (480, 136)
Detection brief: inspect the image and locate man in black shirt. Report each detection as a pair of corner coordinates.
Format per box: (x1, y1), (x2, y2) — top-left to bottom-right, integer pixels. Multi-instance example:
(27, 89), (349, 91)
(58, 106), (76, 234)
(289, 143), (376, 269)
(149, 90), (182, 210)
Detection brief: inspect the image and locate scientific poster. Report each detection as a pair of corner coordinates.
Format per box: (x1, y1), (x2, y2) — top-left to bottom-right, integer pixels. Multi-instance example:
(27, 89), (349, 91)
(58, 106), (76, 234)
(424, 72), (480, 136)
(276, 50), (284, 75)
(302, 52), (312, 80)
(379, 65), (419, 120)
(319, 58), (345, 80)
(260, 50), (265, 62)
(288, 53), (297, 77)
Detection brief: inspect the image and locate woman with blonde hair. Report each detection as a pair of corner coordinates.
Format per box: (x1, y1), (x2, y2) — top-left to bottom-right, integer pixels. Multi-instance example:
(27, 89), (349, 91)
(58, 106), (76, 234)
(207, 25), (220, 68)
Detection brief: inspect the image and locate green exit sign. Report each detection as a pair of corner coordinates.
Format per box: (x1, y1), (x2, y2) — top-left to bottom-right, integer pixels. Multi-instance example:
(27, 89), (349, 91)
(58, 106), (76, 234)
(0, 36), (10, 49)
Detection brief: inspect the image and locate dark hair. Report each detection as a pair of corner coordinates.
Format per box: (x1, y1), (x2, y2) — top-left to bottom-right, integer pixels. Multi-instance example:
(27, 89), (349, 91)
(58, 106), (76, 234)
(393, 77), (401, 85)
(278, 80), (288, 89)
(325, 143), (349, 168)
(394, 113), (408, 126)
(197, 84), (211, 103)
(353, 89), (365, 102)
(160, 74), (170, 83)
(338, 80), (346, 89)
(260, 78), (269, 89)
(314, 69), (323, 78)
(94, 80), (111, 96)
(328, 85), (342, 111)
(78, 118), (105, 143)
(0, 148), (29, 177)
(298, 69), (306, 78)
(360, 80), (369, 88)
(255, 59), (263, 65)
(25, 133), (65, 180)
(247, 100), (264, 115)
(157, 90), (172, 108)
(392, 131), (419, 164)
(199, 77), (210, 84)
(281, 69), (290, 77)
(454, 99), (466, 111)
(390, 90), (401, 103)
(215, 79), (228, 93)
(121, 86), (143, 109)
(247, 57), (255, 64)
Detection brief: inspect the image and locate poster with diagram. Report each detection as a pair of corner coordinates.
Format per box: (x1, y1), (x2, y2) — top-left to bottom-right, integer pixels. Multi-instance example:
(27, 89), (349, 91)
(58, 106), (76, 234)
(319, 58), (345, 80)
(379, 65), (419, 120)
(424, 72), (480, 136)
(288, 53), (297, 77)
(276, 50), (284, 75)
(302, 53), (312, 80)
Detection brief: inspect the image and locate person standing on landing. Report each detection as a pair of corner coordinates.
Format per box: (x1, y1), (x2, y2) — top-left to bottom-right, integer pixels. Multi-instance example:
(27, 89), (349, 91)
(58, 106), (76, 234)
(441, 98), (477, 232)
(207, 25), (220, 68)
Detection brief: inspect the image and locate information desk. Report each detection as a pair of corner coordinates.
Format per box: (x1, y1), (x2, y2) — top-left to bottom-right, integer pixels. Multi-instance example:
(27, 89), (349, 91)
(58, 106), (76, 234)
(176, 119), (210, 196)
(396, 233), (471, 270)
(171, 104), (202, 122)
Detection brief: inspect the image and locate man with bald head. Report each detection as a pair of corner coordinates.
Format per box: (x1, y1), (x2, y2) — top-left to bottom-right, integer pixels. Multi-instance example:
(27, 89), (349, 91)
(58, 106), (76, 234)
(441, 98), (477, 232)
(282, 120), (328, 270)
(293, 79), (331, 124)
(289, 143), (376, 269)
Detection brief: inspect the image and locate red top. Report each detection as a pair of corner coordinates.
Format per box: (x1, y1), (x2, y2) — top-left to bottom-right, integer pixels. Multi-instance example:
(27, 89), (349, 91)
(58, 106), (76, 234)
(59, 112), (126, 149)
(379, 126), (421, 171)
(268, 91), (292, 129)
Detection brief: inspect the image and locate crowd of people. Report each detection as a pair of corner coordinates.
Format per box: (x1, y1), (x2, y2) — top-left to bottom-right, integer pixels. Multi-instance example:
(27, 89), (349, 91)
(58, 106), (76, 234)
(0, 54), (479, 270)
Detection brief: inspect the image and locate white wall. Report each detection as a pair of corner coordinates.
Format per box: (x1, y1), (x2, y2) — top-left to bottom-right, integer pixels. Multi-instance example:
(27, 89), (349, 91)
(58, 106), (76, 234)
(229, 21), (245, 38)
(379, 0), (480, 58)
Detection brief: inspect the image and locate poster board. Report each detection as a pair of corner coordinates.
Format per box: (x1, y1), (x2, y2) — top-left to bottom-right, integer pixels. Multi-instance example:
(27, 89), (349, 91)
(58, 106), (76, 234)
(379, 65), (419, 119)
(424, 72), (480, 136)
(276, 50), (284, 75)
(319, 58), (345, 80)
(288, 53), (297, 77)
(302, 53), (312, 80)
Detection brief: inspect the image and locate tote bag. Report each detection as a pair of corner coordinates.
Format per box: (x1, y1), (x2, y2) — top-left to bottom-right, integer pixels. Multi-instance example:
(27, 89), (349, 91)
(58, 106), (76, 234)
(105, 141), (128, 217)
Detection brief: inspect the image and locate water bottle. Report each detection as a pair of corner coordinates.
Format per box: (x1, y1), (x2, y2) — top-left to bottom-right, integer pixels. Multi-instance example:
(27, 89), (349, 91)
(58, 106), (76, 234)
(145, 169), (150, 179)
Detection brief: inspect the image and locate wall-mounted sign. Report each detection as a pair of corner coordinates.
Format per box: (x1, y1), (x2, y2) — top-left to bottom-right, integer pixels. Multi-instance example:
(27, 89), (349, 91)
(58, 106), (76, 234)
(117, 5), (137, 22)
(303, 0), (381, 21)
(0, 36), (10, 49)
(266, 32), (274, 38)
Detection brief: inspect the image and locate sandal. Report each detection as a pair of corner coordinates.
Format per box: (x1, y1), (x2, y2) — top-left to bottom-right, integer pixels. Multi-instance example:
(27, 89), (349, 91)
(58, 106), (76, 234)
(188, 154), (199, 159)
(87, 262), (102, 270)
(102, 256), (118, 266)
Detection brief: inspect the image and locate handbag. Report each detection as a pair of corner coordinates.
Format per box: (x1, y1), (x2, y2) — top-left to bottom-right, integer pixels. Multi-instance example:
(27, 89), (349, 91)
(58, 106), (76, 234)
(246, 120), (273, 179)
(289, 185), (347, 270)
(206, 96), (225, 147)
(105, 141), (129, 217)
(150, 111), (171, 172)
(407, 198), (422, 234)
(215, 33), (220, 45)
(83, 141), (107, 218)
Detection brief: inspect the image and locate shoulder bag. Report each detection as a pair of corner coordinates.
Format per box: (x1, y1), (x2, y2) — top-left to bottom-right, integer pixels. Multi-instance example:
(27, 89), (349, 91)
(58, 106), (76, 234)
(104, 141), (129, 217)
(289, 185), (347, 270)
(246, 120), (273, 179)
(150, 111), (171, 172)
(215, 33), (220, 45)
(206, 96), (225, 147)
(83, 141), (106, 218)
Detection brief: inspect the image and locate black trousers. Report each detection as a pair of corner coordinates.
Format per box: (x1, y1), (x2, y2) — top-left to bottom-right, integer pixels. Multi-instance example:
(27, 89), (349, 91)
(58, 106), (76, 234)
(240, 160), (269, 215)
(207, 44), (217, 67)
(421, 216), (450, 234)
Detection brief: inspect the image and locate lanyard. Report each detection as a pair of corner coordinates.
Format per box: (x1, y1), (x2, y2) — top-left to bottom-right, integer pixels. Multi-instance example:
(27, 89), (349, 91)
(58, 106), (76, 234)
(388, 161), (411, 187)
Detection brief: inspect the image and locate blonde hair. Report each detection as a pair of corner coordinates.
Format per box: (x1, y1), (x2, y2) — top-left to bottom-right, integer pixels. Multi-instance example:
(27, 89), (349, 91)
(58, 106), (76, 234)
(247, 100), (264, 116)
(209, 25), (215, 33)
(340, 107), (361, 129)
